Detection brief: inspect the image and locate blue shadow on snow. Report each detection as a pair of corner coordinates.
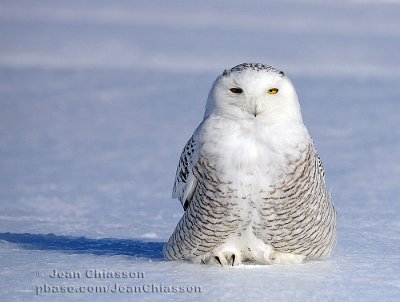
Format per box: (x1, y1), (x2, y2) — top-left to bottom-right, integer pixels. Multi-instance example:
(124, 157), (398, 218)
(0, 232), (165, 260)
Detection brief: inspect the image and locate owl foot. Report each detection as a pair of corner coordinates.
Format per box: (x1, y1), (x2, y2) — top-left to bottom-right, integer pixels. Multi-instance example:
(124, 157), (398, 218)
(268, 251), (306, 264)
(201, 249), (242, 267)
(242, 243), (305, 265)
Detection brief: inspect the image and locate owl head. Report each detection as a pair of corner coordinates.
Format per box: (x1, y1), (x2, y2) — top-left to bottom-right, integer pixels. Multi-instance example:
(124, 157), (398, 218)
(205, 63), (303, 123)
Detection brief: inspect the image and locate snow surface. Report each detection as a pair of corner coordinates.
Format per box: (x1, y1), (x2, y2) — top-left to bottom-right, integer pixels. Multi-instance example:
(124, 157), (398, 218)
(0, 0), (399, 301)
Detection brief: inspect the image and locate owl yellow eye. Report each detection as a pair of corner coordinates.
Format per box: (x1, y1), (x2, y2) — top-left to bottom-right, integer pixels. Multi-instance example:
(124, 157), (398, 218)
(267, 88), (279, 94)
(230, 87), (243, 94)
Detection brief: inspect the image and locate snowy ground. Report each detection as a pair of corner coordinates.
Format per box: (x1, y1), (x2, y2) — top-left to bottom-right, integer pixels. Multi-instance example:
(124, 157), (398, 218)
(0, 0), (399, 301)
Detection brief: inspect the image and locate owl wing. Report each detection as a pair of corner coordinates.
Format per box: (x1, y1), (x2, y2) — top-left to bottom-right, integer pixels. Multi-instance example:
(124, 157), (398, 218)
(256, 142), (336, 259)
(172, 135), (199, 210)
(166, 134), (241, 262)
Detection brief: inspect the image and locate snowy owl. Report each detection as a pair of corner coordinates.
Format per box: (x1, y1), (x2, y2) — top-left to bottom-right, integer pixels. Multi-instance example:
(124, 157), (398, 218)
(164, 63), (336, 266)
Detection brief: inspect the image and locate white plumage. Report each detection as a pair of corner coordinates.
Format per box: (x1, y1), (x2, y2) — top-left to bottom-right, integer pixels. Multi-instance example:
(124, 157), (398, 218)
(164, 63), (336, 266)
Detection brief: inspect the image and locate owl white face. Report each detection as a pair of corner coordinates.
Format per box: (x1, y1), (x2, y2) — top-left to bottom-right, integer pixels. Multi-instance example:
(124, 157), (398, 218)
(205, 64), (302, 123)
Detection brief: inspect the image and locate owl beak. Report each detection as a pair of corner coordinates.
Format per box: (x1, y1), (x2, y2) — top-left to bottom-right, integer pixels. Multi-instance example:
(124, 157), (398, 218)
(247, 96), (262, 117)
(252, 103), (261, 117)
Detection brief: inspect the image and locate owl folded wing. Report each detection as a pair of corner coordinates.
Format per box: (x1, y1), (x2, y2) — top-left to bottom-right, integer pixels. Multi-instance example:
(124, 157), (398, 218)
(172, 135), (199, 210)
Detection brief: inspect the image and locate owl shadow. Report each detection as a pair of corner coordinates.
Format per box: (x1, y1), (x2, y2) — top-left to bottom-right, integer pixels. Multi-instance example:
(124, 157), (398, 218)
(0, 232), (165, 261)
